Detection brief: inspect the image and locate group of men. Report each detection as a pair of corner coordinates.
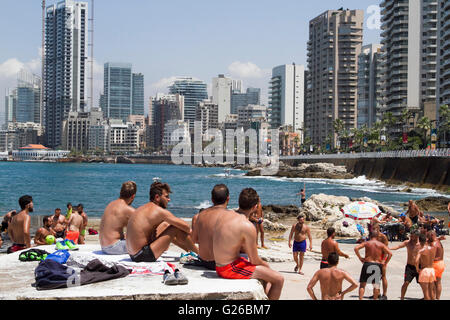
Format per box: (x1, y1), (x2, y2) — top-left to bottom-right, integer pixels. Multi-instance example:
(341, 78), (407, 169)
(1, 198), (88, 253)
(305, 217), (446, 300)
(99, 181), (285, 300)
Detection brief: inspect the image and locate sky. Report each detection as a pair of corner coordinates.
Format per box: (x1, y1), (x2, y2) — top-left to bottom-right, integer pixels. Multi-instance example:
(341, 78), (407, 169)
(0, 0), (381, 126)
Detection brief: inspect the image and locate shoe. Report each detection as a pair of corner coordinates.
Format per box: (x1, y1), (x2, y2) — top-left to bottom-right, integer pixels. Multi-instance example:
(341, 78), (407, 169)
(65, 240), (79, 251)
(174, 269), (188, 285)
(380, 295), (388, 300)
(294, 266), (298, 272)
(163, 270), (178, 285)
(55, 241), (69, 250)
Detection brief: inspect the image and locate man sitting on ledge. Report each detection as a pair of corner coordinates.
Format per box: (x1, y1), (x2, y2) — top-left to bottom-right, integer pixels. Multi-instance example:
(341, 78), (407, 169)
(126, 181), (199, 262)
(100, 181), (137, 255)
(213, 188), (284, 300)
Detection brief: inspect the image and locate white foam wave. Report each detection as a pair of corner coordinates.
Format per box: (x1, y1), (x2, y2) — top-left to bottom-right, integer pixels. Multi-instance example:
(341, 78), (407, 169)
(195, 200), (212, 210)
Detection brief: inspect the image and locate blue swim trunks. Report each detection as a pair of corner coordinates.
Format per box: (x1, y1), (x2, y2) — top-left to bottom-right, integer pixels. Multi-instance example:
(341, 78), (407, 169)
(293, 240), (307, 253)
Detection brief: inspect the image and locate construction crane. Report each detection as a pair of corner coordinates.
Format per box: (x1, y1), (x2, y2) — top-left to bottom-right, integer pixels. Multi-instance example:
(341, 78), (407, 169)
(41, 0), (46, 127)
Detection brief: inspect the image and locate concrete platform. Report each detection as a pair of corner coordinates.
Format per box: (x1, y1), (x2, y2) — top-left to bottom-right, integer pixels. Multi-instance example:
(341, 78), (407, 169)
(0, 244), (267, 300)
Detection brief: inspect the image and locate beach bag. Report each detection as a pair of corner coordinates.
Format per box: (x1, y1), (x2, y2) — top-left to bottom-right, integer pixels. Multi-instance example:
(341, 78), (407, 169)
(45, 250), (70, 264)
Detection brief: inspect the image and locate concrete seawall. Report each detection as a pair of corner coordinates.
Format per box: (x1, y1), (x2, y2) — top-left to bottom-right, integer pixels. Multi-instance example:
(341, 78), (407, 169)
(284, 157), (450, 192)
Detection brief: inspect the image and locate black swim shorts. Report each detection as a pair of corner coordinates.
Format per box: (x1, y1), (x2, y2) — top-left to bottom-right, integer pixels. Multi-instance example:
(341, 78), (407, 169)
(404, 264), (420, 283)
(320, 260), (329, 269)
(130, 245), (157, 263)
(359, 262), (382, 284)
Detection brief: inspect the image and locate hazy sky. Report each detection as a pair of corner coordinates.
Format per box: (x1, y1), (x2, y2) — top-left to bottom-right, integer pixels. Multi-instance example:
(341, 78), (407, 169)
(0, 0), (381, 125)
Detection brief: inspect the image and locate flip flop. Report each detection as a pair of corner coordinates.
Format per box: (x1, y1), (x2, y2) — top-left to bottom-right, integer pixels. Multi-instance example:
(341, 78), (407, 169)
(163, 270), (178, 286)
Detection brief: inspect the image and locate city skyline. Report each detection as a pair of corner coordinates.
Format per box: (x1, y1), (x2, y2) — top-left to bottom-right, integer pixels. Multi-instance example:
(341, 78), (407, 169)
(0, 0), (381, 126)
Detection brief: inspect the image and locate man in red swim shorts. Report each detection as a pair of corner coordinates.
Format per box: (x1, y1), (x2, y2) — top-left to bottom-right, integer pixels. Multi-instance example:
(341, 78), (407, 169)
(213, 188), (284, 300)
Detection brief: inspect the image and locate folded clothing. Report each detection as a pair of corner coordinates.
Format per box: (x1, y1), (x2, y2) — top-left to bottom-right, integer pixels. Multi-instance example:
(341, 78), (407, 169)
(34, 258), (130, 290)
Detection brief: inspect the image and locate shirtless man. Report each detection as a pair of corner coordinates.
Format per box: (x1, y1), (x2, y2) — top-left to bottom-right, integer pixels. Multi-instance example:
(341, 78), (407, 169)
(373, 224), (390, 300)
(213, 188), (284, 300)
(126, 182), (198, 262)
(67, 206), (84, 244)
(191, 184), (232, 270)
(389, 230), (421, 300)
(288, 215), (312, 275)
(296, 186), (306, 207)
(354, 231), (392, 300)
(249, 202), (267, 249)
(307, 252), (358, 300)
(320, 227), (349, 269)
(399, 213), (412, 232)
(416, 233), (437, 300)
(77, 204), (88, 244)
(428, 230), (445, 300)
(7, 195), (33, 253)
(34, 216), (56, 246)
(407, 200), (421, 225)
(100, 181), (137, 255)
(50, 208), (67, 239)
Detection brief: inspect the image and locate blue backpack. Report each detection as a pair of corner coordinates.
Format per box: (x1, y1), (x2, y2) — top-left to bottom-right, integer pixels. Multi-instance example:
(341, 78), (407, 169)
(45, 250), (70, 264)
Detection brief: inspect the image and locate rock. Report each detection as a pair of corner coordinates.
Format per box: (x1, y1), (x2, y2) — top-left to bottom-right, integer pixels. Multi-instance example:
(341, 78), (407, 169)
(245, 162), (354, 179)
(262, 205), (301, 221)
(262, 220), (288, 232)
(404, 197), (450, 212)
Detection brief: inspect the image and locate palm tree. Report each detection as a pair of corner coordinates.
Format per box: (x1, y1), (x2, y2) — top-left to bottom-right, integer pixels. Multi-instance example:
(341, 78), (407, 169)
(439, 105), (450, 147)
(333, 119), (345, 149)
(417, 117), (432, 148)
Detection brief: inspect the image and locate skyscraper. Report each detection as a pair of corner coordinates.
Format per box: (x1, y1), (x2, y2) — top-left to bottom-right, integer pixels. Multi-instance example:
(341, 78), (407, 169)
(103, 63), (144, 121)
(16, 70), (42, 124)
(305, 9), (364, 146)
(151, 93), (184, 148)
(231, 87), (261, 115)
(357, 44), (383, 128)
(438, 0), (450, 108)
(269, 64), (305, 134)
(168, 77), (208, 130)
(380, 0), (438, 124)
(45, 0), (88, 148)
(212, 74), (232, 123)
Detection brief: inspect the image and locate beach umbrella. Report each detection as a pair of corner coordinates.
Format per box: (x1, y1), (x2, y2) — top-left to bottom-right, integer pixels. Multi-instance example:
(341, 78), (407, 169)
(341, 201), (382, 221)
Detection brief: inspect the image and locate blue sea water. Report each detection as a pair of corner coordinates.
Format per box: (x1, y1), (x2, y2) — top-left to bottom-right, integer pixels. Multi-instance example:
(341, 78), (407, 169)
(0, 162), (447, 219)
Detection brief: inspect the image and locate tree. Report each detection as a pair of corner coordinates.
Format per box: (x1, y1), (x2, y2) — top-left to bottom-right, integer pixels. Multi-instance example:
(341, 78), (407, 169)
(417, 117), (432, 148)
(439, 105), (450, 147)
(333, 119), (345, 149)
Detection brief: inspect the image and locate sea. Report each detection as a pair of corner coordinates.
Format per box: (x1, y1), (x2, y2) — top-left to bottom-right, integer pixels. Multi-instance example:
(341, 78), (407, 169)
(0, 161), (448, 223)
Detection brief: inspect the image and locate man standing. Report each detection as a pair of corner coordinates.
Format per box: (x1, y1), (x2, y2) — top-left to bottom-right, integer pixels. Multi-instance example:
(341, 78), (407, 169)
(407, 200), (421, 225)
(296, 184), (306, 207)
(126, 182), (198, 262)
(373, 224), (390, 300)
(428, 230), (445, 300)
(354, 231), (392, 300)
(213, 188), (284, 300)
(191, 184), (232, 270)
(249, 202), (268, 249)
(67, 206), (84, 244)
(7, 195), (33, 253)
(34, 216), (56, 246)
(77, 204), (88, 245)
(389, 230), (421, 300)
(288, 215), (312, 275)
(320, 227), (349, 269)
(416, 233), (437, 300)
(50, 208), (67, 239)
(100, 181), (137, 255)
(307, 252), (358, 300)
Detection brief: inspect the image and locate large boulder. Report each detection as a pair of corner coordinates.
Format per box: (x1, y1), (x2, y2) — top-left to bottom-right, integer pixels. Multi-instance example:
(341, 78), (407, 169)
(300, 194), (351, 222)
(262, 205), (301, 222)
(403, 197), (450, 212)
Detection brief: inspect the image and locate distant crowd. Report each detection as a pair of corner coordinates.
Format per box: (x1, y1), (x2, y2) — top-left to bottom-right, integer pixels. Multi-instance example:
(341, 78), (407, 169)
(0, 183), (447, 300)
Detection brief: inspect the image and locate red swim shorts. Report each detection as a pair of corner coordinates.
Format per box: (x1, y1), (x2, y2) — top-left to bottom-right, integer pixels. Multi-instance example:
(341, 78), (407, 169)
(216, 257), (256, 280)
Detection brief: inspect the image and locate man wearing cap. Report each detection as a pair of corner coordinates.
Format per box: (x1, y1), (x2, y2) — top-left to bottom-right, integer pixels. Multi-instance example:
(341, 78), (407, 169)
(399, 213), (412, 233)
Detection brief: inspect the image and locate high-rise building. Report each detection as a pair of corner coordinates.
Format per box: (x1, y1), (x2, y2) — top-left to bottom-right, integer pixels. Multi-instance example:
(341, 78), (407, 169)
(103, 63), (145, 121)
(438, 0), (450, 108)
(269, 64), (305, 135)
(305, 9), (364, 146)
(16, 71), (42, 124)
(237, 104), (267, 131)
(45, 0), (88, 148)
(231, 87), (261, 115)
(380, 0), (438, 124)
(62, 108), (103, 151)
(4, 89), (17, 125)
(132, 73), (145, 116)
(195, 100), (219, 137)
(212, 74), (232, 123)
(357, 44), (383, 128)
(151, 93), (184, 148)
(168, 77), (208, 130)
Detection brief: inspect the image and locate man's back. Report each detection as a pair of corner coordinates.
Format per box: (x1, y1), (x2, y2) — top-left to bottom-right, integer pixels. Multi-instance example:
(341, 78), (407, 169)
(100, 199), (135, 247)
(419, 245), (436, 268)
(68, 212), (83, 232)
(9, 211), (30, 245)
(317, 268), (347, 300)
(213, 210), (252, 266)
(321, 238), (337, 260)
(363, 239), (386, 263)
(193, 207), (230, 261)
